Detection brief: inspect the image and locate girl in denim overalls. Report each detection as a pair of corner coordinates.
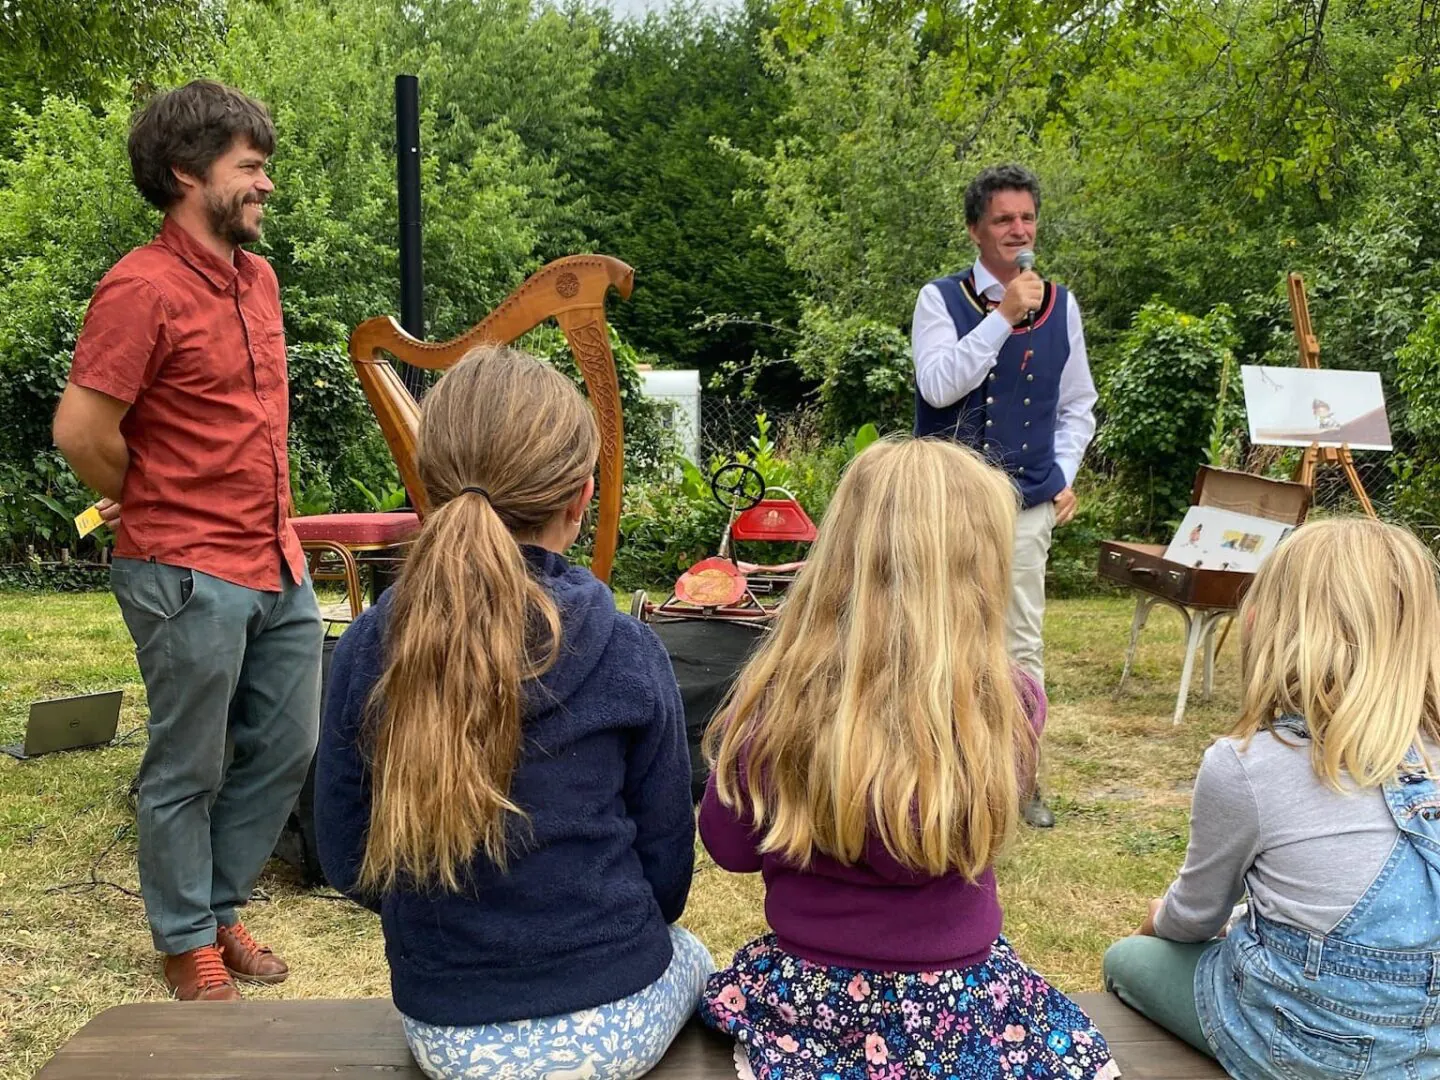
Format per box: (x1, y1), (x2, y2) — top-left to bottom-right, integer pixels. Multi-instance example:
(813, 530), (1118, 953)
(1104, 517), (1440, 1078)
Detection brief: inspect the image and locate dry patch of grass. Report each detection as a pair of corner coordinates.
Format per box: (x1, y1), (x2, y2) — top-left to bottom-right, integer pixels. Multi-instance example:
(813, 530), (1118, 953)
(0, 587), (1235, 1078)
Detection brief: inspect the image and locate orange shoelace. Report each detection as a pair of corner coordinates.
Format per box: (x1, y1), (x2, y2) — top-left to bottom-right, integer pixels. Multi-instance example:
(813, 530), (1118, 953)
(222, 922), (273, 957)
(191, 944), (231, 989)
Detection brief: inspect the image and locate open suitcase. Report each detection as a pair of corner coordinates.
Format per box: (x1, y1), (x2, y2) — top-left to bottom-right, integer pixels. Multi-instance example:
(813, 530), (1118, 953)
(1098, 466), (1310, 723)
(1099, 466), (1310, 609)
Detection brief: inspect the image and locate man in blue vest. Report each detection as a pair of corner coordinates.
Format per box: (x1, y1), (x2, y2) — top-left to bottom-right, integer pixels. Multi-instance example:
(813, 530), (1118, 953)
(911, 164), (1097, 829)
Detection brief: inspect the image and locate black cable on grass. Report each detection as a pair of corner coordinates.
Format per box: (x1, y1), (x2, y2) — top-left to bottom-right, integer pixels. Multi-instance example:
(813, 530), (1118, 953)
(46, 823), (142, 901)
(49, 820), (354, 905)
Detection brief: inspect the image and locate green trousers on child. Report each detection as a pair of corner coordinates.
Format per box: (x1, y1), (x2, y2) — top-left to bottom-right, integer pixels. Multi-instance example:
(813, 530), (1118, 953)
(1101, 935), (1222, 1056)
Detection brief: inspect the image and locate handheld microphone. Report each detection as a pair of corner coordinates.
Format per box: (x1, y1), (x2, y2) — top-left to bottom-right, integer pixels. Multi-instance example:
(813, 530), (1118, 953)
(1015, 250), (1037, 372)
(1016, 251), (1036, 321)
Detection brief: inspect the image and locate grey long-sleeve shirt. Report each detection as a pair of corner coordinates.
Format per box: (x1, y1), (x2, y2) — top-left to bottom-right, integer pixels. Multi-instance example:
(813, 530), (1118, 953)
(1154, 730), (1413, 942)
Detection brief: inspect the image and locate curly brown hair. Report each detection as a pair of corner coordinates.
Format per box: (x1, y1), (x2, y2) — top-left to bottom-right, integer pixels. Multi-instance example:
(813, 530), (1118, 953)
(963, 163), (1041, 226)
(128, 80), (275, 211)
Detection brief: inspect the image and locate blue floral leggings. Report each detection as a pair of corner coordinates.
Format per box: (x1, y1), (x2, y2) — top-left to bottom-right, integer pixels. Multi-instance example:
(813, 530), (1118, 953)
(401, 927), (716, 1080)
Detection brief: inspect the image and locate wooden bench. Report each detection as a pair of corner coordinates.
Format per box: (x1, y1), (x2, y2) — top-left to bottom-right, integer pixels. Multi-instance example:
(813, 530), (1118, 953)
(34, 993), (1226, 1079)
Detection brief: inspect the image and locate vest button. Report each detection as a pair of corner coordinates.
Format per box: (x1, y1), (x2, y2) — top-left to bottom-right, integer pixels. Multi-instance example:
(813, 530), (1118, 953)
(984, 443), (991, 451)
(1023, 397), (1031, 405)
(986, 396), (994, 405)
(1017, 467), (1026, 475)
(1026, 373), (1034, 381)
(1024, 421), (1031, 428)
(986, 419), (993, 427)
(1022, 443), (1029, 450)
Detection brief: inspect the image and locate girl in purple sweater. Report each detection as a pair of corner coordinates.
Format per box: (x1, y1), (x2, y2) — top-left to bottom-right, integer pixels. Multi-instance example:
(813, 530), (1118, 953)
(697, 438), (1119, 1080)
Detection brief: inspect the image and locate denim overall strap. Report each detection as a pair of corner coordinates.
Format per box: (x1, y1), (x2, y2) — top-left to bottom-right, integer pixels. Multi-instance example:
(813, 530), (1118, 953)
(1270, 714), (1310, 741)
(1195, 723), (1440, 1077)
(1328, 748), (1440, 943)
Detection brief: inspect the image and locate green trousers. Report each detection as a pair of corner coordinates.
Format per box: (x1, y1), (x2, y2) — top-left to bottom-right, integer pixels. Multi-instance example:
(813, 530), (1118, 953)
(1101, 934), (1222, 1056)
(112, 557), (322, 955)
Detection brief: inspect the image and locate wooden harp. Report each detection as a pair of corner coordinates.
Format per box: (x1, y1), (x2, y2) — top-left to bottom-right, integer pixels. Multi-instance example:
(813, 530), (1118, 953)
(348, 255), (635, 583)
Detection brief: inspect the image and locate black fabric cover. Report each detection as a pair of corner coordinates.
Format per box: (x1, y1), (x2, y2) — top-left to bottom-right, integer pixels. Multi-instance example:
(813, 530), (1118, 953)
(650, 618), (766, 803)
(271, 636), (335, 887)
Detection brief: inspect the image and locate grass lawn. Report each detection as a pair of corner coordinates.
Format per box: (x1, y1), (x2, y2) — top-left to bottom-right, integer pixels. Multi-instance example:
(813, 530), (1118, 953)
(0, 587), (1231, 1078)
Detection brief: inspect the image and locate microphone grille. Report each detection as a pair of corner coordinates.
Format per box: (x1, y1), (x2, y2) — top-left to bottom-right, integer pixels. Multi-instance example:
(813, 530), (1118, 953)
(1016, 250), (1035, 271)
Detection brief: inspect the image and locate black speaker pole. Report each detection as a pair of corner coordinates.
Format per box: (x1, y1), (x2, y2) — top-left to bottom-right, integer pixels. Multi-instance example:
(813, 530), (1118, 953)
(395, 74), (426, 399)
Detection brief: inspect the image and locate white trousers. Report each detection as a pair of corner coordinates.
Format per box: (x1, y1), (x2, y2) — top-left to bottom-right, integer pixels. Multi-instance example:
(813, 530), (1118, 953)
(1007, 500), (1056, 687)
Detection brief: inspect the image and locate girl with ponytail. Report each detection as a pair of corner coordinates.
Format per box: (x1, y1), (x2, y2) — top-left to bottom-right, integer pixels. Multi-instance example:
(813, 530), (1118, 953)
(316, 346), (711, 1080)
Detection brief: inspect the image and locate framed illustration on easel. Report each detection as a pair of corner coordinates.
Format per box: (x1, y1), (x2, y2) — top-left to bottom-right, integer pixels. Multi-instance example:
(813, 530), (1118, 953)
(1257, 272), (1385, 517)
(1239, 366), (1392, 452)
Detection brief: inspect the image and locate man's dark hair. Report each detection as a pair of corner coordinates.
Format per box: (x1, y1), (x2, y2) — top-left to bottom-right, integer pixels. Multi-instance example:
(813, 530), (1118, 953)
(128, 80), (276, 211)
(963, 164), (1041, 226)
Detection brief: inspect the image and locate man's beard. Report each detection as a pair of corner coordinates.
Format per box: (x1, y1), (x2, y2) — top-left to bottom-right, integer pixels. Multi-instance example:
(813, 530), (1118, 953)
(205, 189), (264, 246)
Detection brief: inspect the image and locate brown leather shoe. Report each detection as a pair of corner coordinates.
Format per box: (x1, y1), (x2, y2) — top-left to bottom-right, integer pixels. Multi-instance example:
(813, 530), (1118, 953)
(216, 921), (289, 985)
(163, 943), (241, 1001)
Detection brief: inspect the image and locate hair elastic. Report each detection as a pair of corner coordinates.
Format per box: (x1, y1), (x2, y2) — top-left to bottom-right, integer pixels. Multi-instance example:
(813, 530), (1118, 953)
(459, 485), (492, 502)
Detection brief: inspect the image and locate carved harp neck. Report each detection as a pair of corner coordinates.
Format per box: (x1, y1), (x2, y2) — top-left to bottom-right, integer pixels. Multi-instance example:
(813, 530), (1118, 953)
(349, 255), (635, 584)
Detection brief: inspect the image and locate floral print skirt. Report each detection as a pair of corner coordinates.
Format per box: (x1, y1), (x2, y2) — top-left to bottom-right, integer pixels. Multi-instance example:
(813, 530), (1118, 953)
(700, 934), (1121, 1080)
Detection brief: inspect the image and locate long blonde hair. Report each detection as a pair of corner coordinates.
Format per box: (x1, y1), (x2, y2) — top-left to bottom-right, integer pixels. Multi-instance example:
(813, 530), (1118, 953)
(705, 437), (1031, 880)
(359, 345), (599, 892)
(1234, 517), (1440, 788)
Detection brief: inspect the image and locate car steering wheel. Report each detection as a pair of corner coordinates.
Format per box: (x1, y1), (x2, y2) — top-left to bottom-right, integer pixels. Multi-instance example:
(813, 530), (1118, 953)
(709, 462), (765, 512)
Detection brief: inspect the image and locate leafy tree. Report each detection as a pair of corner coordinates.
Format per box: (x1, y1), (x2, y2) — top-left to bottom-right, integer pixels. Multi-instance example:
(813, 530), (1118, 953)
(0, 0), (223, 149)
(218, 0), (602, 344)
(740, 0), (1440, 535)
(0, 0), (608, 546)
(586, 0), (801, 388)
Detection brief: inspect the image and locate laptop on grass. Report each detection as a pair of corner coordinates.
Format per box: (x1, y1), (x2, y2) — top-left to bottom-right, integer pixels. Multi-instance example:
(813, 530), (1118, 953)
(1, 690), (123, 760)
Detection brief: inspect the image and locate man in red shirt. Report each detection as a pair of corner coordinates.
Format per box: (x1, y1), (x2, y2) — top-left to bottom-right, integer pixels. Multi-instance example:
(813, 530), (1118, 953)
(53, 81), (321, 1001)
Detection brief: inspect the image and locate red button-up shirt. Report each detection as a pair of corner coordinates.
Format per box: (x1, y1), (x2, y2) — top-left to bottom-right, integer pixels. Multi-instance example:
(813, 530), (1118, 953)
(69, 217), (304, 592)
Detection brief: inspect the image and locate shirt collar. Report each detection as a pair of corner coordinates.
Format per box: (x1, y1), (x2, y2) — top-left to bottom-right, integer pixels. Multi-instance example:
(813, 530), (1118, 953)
(972, 259), (1006, 300)
(158, 216), (261, 293)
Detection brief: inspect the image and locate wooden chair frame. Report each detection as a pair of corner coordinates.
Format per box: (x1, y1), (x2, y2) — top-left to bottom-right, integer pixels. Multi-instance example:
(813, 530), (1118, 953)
(348, 256), (634, 582)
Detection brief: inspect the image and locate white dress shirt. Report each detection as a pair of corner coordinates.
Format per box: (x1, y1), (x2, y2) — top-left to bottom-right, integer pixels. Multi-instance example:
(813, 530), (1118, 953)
(911, 260), (1098, 488)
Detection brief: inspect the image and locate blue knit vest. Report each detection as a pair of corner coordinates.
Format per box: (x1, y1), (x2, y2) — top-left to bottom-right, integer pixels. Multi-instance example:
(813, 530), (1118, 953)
(913, 269), (1070, 508)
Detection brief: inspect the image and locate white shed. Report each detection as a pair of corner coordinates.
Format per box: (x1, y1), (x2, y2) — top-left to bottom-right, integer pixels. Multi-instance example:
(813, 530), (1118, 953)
(637, 367), (701, 465)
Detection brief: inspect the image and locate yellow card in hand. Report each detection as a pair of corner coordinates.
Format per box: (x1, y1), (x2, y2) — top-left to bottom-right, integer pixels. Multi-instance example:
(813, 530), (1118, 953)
(74, 504), (106, 539)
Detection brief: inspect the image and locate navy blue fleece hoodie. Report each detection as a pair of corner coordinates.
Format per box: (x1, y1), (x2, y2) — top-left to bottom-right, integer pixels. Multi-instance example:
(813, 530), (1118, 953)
(314, 546), (695, 1026)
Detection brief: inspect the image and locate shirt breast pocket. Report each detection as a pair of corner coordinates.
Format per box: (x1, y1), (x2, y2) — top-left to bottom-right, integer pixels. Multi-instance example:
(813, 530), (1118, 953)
(167, 331), (249, 396)
(254, 325), (288, 394)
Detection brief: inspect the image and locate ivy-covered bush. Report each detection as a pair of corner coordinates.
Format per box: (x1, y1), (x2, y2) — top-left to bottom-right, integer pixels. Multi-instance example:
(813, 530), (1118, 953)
(1094, 302), (1239, 536)
(1045, 476), (1154, 598)
(612, 477), (732, 587)
(790, 305), (913, 437)
(1391, 295), (1440, 527)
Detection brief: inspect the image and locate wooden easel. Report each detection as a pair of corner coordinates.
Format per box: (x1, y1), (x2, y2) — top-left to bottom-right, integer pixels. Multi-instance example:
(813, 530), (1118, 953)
(1285, 272), (1378, 518)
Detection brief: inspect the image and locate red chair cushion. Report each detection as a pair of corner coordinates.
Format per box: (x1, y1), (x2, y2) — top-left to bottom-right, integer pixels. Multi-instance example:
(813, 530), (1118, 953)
(291, 512), (420, 547)
(731, 499), (817, 543)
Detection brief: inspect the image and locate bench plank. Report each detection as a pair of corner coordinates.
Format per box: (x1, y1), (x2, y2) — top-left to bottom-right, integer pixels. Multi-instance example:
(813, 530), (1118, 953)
(35, 993), (1227, 1079)
(1075, 993), (1227, 1079)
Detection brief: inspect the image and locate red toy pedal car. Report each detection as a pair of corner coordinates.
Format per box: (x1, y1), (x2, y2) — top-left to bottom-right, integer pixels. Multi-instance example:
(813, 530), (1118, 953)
(633, 462), (817, 625)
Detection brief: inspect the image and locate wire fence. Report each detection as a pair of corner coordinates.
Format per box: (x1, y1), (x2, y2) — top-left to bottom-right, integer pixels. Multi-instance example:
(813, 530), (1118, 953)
(1242, 430), (1436, 536)
(696, 395), (809, 465)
